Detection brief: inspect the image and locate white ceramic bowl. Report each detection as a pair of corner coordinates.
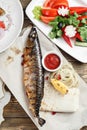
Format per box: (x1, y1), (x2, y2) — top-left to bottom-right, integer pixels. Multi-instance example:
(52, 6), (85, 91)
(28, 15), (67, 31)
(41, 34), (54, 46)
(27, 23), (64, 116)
(42, 51), (62, 72)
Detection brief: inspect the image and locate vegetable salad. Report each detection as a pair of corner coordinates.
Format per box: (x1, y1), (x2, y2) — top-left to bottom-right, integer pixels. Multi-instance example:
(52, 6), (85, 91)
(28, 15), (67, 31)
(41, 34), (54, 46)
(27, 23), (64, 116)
(33, 0), (87, 47)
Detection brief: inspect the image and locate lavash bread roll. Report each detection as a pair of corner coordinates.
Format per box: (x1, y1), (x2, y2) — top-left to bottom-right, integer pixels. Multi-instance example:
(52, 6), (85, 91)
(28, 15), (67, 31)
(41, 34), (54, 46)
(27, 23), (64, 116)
(40, 63), (80, 112)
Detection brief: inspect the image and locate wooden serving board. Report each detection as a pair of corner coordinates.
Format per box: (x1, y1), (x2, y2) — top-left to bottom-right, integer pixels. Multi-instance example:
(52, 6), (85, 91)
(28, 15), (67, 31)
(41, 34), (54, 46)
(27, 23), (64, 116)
(0, 27), (87, 130)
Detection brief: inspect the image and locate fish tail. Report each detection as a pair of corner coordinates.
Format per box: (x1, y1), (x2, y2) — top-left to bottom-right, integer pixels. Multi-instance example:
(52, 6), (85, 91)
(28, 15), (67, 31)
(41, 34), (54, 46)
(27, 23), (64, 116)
(38, 117), (46, 126)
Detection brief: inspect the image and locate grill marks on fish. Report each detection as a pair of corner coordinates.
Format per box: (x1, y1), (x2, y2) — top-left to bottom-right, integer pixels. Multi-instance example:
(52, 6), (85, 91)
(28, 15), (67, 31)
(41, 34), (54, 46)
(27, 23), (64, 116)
(23, 27), (46, 126)
(23, 47), (36, 115)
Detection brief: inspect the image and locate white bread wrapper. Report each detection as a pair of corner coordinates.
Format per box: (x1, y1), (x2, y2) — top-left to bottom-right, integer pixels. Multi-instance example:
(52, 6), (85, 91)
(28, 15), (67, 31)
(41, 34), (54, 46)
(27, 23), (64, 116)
(41, 83), (80, 112)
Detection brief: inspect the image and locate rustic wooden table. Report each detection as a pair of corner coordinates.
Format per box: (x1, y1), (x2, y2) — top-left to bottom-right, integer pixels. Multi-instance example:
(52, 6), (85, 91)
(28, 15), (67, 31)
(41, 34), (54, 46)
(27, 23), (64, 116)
(0, 0), (87, 130)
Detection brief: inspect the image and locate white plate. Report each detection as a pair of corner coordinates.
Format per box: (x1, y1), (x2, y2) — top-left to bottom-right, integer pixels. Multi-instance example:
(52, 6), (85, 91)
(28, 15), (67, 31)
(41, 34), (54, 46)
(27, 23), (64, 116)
(0, 0), (23, 53)
(26, 0), (87, 63)
(80, 0), (87, 5)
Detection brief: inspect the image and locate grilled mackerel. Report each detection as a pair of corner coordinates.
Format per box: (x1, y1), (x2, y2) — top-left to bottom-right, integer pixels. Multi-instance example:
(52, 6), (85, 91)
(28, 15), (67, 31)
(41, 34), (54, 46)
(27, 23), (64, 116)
(23, 27), (45, 126)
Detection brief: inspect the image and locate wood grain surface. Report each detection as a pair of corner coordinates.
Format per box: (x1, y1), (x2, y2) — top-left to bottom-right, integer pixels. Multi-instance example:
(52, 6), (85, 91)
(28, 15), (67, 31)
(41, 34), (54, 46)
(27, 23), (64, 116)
(0, 0), (87, 130)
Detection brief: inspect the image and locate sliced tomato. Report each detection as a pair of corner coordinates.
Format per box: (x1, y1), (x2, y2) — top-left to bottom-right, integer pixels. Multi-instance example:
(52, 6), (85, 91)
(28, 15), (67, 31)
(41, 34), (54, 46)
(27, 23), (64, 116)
(40, 15), (55, 24)
(41, 7), (58, 17)
(52, 0), (69, 8)
(43, 0), (69, 8)
(0, 21), (5, 29)
(78, 15), (87, 20)
(57, 74), (61, 80)
(43, 0), (55, 7)
(70, 7), (87, 15)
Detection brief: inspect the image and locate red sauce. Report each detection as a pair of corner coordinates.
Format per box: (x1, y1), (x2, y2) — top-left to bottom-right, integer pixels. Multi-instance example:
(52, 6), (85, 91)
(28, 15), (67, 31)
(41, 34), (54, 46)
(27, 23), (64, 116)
(44, 53), (61, 70)
(52, 112), (56, 115)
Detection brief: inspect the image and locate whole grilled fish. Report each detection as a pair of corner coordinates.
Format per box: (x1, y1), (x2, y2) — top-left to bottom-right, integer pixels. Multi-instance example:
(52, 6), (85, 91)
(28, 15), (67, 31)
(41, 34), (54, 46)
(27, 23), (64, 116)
(23, 27), (45, 126)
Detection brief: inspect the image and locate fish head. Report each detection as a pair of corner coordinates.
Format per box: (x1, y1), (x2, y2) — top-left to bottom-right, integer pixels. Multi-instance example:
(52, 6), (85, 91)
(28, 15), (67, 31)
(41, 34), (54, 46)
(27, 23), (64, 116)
(28, 27), (37, 42)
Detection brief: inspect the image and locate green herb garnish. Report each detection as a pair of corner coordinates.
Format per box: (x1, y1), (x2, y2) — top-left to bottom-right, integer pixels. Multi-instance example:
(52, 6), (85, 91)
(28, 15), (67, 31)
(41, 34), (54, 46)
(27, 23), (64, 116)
(49, 13), (80, 39)
(78, 26), (87, 41)
(32, 6), (41, 20)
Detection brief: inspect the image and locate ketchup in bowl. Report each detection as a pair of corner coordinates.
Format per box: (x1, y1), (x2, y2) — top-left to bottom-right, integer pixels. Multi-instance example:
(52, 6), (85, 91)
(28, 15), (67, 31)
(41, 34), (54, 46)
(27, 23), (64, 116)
(44, 54), (60, 69)
(42, 51), (62, 72)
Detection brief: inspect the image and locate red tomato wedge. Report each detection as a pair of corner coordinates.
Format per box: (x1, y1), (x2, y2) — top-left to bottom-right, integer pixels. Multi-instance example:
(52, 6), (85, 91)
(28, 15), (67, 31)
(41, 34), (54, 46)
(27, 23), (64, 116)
(0, 21), (5, 29)
(78, 15), (87, 20)
(43, 0), (69, 8)
(52, 0), (69, 8)
(70, 7), (87, 15)
(43, 0), (55, 7)
(40, 15), (55, 24)
(41, 7), (58, 17)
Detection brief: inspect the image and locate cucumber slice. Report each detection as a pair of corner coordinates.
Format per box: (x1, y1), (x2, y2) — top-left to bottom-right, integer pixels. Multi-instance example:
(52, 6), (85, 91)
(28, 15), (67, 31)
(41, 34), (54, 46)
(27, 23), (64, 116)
(75, 39), (87, 47)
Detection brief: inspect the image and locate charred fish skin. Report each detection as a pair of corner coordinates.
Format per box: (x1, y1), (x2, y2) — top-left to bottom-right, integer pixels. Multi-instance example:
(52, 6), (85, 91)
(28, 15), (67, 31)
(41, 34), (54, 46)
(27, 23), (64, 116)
(23, 27), (45, 126)
(28, 27), (45, 126)
(28, 27), (44, 111)
(23, 46), (37, 115)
